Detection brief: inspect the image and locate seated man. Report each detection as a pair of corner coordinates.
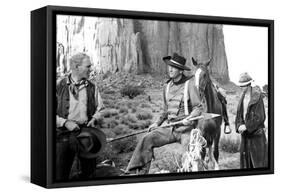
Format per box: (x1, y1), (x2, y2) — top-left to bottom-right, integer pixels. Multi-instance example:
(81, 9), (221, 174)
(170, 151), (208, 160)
(56, 53), (106, 181)
(126, 53), (203, 174)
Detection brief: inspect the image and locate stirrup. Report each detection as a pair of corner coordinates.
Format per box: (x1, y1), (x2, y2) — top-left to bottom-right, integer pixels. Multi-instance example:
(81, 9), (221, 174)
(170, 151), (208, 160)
(224, 124), (232, 134)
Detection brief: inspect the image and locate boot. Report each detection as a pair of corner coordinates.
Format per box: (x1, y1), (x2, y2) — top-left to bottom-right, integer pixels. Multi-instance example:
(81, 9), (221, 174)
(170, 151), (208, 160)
(125, 162), (151, 175)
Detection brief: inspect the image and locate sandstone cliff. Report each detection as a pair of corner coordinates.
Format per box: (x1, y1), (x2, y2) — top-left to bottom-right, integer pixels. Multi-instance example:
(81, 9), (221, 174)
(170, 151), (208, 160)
(57, 16), (229, 83)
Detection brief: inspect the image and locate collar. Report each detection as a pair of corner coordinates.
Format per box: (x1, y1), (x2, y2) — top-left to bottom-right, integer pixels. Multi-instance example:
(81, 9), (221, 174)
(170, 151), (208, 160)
(67, 74), (89, 87)
(166, 75), (193, 85)
(241, 86), (262, 108)
(248, 86), (262, 106)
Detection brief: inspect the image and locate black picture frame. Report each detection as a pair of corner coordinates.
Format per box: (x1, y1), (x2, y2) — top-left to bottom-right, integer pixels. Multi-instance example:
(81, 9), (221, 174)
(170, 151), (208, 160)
(31, 5), (274, 188)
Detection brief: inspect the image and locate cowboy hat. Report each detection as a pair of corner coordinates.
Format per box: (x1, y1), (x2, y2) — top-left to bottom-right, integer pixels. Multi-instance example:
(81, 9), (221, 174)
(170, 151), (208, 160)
(163, 53), (191, 71)
(238, 72), (254, 87)
(76, 127), (106, 159)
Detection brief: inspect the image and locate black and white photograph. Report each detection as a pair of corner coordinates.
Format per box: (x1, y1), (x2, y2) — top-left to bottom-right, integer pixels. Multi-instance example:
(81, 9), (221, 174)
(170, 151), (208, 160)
(55, 14), (271, 182)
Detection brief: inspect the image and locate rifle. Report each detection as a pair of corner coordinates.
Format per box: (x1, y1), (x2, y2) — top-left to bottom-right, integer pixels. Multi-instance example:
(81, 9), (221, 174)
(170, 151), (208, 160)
(107, 113), (221, 143)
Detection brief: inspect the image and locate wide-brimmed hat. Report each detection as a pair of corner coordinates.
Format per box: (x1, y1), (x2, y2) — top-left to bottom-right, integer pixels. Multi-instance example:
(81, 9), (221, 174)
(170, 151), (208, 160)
(238, 72), (253, 87)
(76, 127), (106, 159)
(163, 53), (191, 71)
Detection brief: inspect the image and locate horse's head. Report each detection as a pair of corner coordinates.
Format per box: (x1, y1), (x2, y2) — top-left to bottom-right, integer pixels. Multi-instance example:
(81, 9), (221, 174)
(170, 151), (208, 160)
(192, 57), (212, 99)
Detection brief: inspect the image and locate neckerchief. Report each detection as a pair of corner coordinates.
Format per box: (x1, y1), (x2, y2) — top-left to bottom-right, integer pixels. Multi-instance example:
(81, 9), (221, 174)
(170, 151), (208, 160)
(68, 76), (88, 100)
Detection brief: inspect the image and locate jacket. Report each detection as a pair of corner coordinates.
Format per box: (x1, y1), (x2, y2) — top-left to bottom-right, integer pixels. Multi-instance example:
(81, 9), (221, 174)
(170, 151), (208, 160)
(235, 86), (268, 168)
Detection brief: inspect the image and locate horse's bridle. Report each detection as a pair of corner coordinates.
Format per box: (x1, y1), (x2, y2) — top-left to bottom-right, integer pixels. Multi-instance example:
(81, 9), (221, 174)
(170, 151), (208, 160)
(196, 65), (210, 100)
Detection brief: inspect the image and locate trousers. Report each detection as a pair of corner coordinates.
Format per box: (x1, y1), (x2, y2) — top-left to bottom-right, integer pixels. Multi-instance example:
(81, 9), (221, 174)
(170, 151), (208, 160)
(126, 122), (195, 173)
(56, 129), (96, 181)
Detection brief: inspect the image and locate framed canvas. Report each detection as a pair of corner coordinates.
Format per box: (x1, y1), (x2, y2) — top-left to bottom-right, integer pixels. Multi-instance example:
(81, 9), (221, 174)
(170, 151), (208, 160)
(31, 5), (274, 188)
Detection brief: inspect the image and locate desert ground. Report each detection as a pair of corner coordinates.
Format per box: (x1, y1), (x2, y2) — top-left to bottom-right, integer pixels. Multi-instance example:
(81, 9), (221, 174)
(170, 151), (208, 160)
(91, 72), (268, 173)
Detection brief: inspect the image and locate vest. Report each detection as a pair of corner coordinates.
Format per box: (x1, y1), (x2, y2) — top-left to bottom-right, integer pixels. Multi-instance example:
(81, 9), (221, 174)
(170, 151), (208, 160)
(165, 80), (190, 120)
(56, 77), (97, 120)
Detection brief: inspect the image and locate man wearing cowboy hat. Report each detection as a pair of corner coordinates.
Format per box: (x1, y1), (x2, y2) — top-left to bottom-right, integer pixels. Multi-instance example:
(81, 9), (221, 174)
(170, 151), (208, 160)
(235, 72), (268, 169)
(56, 53), (106, 180)
(126, 53), (203, 174)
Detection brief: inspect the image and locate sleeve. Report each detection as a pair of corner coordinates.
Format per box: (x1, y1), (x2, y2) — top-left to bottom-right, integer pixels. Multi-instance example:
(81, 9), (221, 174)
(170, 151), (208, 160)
(57, 115), (66, 128)
(245, 97), (266, 133)
(155, 84), (168, 126)
(56, 79), (67, 128)
(235, 94), (245, 133)
(92, 85), (106, 120)
(235, 111), (245, 133)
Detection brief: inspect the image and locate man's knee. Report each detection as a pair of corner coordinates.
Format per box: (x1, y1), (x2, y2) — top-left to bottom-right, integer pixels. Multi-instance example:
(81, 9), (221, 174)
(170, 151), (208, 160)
(141, 132), (154, 145)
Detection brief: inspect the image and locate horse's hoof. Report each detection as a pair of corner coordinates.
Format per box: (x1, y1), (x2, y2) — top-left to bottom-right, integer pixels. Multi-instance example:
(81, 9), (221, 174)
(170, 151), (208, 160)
(214, 163), (220, 170)
(224, 125), (232, 134)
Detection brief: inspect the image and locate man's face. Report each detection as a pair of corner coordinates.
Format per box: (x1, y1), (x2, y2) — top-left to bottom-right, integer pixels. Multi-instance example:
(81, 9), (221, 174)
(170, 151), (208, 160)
(168, 65), (181, 79)
(77, 57), (92, 79)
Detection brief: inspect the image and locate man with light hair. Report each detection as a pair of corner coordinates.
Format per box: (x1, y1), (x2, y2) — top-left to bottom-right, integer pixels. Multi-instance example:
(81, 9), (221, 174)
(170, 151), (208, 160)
(56, 53), (106, 181)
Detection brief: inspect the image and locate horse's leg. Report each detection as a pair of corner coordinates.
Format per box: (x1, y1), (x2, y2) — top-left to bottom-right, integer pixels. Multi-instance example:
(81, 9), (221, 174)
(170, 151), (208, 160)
(214, 121), (221, 170)
(213, 123), (221, 170)
(201, 147), (206, 161)
(214, 130), (221, 162)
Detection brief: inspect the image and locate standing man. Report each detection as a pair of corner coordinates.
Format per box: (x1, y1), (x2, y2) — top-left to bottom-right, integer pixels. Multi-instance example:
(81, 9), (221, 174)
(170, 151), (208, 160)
(235, 72), (268, 169)
(126, 53), (203, 174)
(56, 53), (106, 180)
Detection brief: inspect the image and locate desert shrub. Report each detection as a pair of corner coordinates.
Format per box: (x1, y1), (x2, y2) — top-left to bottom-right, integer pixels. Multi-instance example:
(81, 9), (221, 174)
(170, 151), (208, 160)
(140, 103), (151, 109)
(126, 118), (152, 130)
(119, 107), (129, 114)
(102, 71), (111, 80)
(121, 114), (137, 125)
(107, 119), (119, 129)
(126, 102), (132, 109)
(103, 89), (116, 95)
(112, 136), (138, 154)
(115, 115), (120, 120)
(127, 114), (137, 123)
(136, 111), (153, 120)
(102, 109), (119, 118)
(102, 98), (119, 109)
(102, 99), (112, 106)
(102, 93), (116, 101)
(95, 117), (104, 127)
(263, 84), (268, 94)
(128, 123), (141, 130)
(120, 85), (144, 99)
(220, 137), (240, 153)
(137, 120), (152, 130)
(131, 107), (137, 113)
(112, 124), (129, 136)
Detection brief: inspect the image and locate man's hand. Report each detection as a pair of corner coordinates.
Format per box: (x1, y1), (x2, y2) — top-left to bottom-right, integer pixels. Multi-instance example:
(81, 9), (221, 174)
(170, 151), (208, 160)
(238, 124), (247, 134)
(182, 117), (192, 126)
(64, 120), (80, 131)
(147, 123), (158, 132)
(87, 117), (97, 127)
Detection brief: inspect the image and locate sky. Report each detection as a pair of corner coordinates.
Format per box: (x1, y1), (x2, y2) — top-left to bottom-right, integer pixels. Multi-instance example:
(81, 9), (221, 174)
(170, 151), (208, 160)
(223, 25), (268, 87)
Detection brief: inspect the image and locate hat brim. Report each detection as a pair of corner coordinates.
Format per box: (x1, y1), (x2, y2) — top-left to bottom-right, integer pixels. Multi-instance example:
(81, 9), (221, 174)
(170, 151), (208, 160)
(77, 127), (106, 159)
(163, 56), (190, 71)
(238, 80), (253, 87)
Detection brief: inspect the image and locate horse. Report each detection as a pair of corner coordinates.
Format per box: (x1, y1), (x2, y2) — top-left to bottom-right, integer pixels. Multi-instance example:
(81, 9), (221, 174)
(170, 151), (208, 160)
(192, 57), (223, 170)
